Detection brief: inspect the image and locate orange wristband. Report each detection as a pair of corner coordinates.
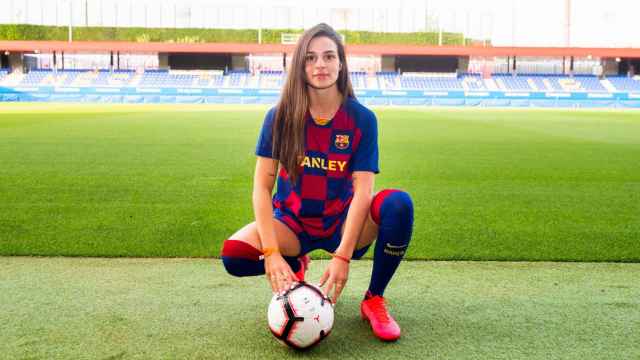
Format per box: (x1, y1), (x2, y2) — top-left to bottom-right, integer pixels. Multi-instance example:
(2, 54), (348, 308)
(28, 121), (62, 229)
(332, 253), (351, 264)
(262, 247), (280, 258)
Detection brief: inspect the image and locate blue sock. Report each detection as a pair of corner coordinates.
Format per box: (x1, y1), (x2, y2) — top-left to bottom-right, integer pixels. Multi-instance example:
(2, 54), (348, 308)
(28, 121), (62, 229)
(367, 190), (414, 297)
(220, 240), (300, 277)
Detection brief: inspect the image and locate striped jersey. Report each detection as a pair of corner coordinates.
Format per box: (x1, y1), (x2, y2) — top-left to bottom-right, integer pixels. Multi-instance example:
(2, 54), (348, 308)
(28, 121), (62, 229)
(255, 97), (379, 238)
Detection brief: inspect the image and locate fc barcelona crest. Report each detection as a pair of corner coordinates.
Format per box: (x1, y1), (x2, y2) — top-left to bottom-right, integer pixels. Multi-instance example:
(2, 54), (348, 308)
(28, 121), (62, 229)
(335, 134), (350, 150)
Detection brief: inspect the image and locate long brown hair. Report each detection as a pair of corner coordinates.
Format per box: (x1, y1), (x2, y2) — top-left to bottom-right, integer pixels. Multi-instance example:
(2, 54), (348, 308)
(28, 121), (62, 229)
(272, 23), (354, 184)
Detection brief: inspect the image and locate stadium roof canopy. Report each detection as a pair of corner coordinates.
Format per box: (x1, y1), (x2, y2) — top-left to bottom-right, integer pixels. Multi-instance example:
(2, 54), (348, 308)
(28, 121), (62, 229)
(1, 41), (640, 58)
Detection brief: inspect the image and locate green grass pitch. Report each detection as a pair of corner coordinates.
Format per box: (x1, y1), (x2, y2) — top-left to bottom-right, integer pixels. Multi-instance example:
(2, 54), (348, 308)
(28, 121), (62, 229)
(1, 257), (639, 359)
(0, 103), (639, 261)
(1, 103), (639, 359)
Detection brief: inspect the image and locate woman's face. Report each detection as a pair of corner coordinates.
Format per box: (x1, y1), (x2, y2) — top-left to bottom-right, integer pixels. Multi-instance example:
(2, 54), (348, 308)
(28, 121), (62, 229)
(304, 36), (341, 90)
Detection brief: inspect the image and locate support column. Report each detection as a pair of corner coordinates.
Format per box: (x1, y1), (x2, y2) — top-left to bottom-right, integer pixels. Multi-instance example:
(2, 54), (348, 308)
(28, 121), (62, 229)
(570, 56), (574, 75)
(8, 52), (25, 73)
(158, 53), (169, 70)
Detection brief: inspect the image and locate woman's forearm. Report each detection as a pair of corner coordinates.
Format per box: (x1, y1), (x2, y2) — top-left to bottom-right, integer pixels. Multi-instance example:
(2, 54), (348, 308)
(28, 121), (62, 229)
(335, 192), (372, 258)
(252, 188), (278, 251)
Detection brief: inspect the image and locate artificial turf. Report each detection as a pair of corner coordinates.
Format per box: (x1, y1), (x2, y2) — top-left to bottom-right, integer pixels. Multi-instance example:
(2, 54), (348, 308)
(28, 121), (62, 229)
(0, 104), (639, 261)
(1, 257), (638, 359)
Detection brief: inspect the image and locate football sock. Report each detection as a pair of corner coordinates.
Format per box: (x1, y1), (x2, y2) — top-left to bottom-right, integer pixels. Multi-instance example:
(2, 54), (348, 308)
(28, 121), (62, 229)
(367, 189), (414, 297)
(220, 240), (301, 277)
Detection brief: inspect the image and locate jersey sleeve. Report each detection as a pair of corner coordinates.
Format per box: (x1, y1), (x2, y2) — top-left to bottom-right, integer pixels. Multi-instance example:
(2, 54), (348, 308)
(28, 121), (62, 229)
(351, 109), (380, 174)
(255, 107), (277, 158)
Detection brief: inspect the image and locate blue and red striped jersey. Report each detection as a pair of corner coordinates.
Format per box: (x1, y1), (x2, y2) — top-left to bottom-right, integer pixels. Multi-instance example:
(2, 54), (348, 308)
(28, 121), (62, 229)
(255, 97), (379, 238)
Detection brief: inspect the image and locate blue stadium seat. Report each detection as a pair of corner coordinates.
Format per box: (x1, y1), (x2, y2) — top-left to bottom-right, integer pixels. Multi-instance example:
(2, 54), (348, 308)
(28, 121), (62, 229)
(349, 72), (367, 89)
(607, 76), (640, 92)
(10, 68), (636, 95)
(376, 72), (399, 89)
(258, 70), (284, 89)
(399, 75), (462, 90)
(493, 74), (534, 91)
(229, 70), (250, 88)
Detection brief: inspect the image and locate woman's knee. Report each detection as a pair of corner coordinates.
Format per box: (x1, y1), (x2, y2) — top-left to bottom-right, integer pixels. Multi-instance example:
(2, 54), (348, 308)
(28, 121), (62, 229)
(370, 189), (413, 225)
(220, 239), (263, 277)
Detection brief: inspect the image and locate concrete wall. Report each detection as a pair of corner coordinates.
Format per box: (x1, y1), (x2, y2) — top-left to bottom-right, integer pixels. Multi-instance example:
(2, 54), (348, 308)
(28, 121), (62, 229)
(8, 53), (24, 73)
(381, 56), (396, 72)
(158, 53), (169, 69)
(231, 54), (248, 71)
(458, 56), (470, 74)
(601, 58), (620, 76)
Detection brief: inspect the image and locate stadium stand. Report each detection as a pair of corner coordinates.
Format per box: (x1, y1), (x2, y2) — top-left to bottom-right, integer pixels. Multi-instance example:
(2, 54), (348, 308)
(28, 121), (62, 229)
(525, 74), (554, 92)
(138, 69), (195, 87)
(2, 67), (638, 94)
(69, 70), (101, 87)
(461, 74), (486, 91)
(18, 69), (54, 86)
(193, 72), (223, 87)
(607, 76), (640, 92)
(60, 69), (86, 86)
(228, 70), (250, 88)
(94, 70), (135, 87)
(399, 74), (463, 91)
(493, 74), (534, 91)
(258, 70), (285, 89)
(377, 72), (400, 90)
(350, 72), (368, 89)
(574, 75), (608, 92)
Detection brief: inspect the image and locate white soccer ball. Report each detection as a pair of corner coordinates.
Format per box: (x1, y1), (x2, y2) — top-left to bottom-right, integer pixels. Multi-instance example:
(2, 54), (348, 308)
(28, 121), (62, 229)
(267, 281), (334, 350)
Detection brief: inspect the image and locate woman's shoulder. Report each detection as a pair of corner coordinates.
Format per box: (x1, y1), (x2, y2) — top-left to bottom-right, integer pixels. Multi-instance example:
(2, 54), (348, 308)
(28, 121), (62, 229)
(262, 106), (278, 124)
(266, 105), (278, 117)
(345, 97), (377, 124)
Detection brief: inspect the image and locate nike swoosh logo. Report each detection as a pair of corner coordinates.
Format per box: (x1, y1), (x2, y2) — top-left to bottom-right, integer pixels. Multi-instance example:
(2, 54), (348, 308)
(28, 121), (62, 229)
(385, 244), (408, 249)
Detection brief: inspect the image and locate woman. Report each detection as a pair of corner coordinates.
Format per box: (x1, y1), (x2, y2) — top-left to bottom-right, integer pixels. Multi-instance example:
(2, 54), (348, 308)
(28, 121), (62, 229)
(220, 23), (413, 342)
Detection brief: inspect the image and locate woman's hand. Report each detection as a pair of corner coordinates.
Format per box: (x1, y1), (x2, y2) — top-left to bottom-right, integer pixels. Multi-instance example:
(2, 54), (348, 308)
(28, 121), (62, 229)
(319, 257), (350, 304)
(265, 253), (297, 294)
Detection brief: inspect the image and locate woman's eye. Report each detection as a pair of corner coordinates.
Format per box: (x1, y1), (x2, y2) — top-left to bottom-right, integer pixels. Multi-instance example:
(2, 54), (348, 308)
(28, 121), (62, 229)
(305, 55), (316, 62)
